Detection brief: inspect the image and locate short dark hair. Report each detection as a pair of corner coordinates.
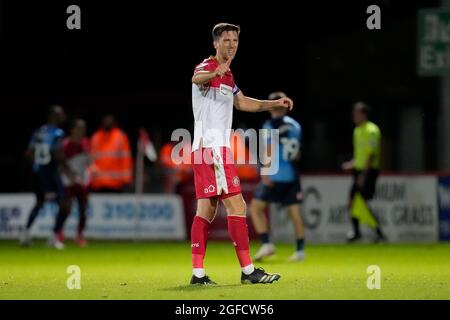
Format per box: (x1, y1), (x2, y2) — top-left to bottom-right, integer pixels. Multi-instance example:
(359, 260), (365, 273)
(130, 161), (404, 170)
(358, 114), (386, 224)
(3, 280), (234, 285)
(212, 23), (240, 41)
(353, 101), (371, 116)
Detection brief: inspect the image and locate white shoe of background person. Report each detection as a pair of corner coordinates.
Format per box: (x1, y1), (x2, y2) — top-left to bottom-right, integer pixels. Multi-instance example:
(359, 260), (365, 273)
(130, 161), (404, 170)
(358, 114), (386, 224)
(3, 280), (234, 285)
(288, 250), (305, 262)
(346, 230), (362, 243)
(47, 235), (65, 250)
(253, 243), (276, 261)
(20, 229), (32, 247)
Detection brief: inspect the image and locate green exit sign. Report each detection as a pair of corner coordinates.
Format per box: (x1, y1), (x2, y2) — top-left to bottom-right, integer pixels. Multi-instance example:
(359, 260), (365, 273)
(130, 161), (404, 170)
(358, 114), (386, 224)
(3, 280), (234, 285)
(417, 8), (450, 76)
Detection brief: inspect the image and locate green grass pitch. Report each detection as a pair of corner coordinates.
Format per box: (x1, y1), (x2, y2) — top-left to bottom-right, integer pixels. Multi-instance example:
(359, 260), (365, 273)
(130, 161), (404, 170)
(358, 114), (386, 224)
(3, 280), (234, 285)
(0, 240), (449, 300)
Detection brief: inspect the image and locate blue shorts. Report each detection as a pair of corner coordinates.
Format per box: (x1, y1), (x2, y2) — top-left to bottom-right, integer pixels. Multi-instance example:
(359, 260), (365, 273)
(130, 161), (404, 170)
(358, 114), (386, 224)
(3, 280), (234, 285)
(253, 180), (303, 206)
(33, 167), (66, 201)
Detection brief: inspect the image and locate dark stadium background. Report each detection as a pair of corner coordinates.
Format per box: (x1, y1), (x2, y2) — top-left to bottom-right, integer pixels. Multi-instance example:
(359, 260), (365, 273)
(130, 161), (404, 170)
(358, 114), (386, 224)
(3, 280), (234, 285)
(0, 0), (441, 192)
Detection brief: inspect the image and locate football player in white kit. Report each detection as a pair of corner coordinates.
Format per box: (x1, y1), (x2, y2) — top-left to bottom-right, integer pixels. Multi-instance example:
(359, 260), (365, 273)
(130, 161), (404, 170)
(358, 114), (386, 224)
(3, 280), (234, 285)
(189, 23), (294, 285)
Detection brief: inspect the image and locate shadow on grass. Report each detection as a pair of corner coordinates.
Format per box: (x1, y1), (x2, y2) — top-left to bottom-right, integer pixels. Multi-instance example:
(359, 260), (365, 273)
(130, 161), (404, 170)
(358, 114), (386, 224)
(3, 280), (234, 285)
(161, 284), (242, 292)
(253, 257), (300, 266)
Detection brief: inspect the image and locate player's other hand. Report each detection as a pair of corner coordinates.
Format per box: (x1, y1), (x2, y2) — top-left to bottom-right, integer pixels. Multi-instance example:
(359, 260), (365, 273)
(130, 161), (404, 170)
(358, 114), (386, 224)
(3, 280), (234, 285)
(275, 97), (294, 111)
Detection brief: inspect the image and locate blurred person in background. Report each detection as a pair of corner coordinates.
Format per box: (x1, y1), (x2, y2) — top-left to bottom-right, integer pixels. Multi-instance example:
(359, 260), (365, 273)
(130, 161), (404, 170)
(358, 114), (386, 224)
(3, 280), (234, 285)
(250, 92), (306, 262)
(61, 118), (91, 247)
(342, 101), (386, 243)
(160, 140), (193, 193)
(21, 105), (75, 249)
(89, 114), (133, 193)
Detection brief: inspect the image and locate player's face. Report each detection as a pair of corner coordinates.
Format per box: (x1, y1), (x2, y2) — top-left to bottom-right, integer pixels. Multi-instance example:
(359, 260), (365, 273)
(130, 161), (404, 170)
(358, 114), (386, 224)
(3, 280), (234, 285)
(72, 120), (86, 138)
(102, 115), (116, 130)
(54, 109), (66, 126)
(352, 109), (366, 125)
(214, 31), (239, 60)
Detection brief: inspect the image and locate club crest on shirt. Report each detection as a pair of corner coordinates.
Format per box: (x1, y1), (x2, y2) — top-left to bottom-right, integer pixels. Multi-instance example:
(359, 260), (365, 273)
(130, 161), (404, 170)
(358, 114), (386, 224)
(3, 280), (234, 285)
(232, 176), (240, 187)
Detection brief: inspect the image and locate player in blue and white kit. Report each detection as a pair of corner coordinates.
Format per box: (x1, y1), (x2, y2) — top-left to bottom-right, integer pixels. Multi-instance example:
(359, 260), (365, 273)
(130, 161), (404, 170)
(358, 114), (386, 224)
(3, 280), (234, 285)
(21, 106), (75, 249)
(250, 92), (306, 262)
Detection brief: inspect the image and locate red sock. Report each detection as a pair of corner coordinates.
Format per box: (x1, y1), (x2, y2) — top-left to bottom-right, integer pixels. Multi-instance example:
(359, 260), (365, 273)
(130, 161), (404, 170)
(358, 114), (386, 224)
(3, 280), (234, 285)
(227, 215), (253, 268)
(191, 216), (210, 268)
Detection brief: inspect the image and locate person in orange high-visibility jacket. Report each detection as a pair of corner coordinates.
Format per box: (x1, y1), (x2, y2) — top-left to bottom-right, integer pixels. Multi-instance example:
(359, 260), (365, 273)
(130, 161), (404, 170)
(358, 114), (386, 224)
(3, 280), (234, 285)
(89, 115), (133, 192)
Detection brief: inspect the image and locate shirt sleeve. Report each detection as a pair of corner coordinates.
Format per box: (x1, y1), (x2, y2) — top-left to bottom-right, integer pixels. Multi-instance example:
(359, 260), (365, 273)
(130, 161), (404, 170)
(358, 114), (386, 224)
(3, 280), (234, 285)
(233, 84), (240, 96)
(193, 59), (214, 75)
(120, 133), (133, 184)
(83, 138), (91, 153)
(52, 129), (65, 152)
(62, 138), (69, 157)
(366, 129), (380, 153)
(294, 125), (302, 149)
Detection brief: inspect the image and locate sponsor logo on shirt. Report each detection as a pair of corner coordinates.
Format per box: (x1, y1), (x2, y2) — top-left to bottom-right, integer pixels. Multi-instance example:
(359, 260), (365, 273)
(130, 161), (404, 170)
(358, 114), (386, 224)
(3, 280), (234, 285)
(219, 84), (232, 96)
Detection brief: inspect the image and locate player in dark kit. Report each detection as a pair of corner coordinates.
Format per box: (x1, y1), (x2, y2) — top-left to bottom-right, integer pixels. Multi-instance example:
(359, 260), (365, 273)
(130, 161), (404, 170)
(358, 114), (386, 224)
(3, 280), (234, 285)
(21, 106), (75, 249)
(251, 92), (306, 262)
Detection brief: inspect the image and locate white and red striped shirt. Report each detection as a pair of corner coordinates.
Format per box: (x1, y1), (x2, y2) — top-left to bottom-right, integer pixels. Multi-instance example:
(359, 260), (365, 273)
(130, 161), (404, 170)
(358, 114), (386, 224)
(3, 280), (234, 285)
(191, 56), (240, 151)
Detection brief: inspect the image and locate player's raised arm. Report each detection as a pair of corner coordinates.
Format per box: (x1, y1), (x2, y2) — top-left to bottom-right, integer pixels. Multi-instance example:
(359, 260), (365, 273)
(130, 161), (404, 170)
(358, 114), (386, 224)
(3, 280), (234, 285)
(192, 57), (233, 85)
(233, 91), (294, 113)
(191, 71), (216, 85)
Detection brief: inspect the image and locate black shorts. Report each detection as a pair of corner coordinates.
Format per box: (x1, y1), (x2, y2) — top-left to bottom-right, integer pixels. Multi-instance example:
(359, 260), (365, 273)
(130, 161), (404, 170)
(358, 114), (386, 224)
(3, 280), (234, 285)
(350, 169), (379, 201)
(253, 180), (303, 206)
(33, 168), (66, 201)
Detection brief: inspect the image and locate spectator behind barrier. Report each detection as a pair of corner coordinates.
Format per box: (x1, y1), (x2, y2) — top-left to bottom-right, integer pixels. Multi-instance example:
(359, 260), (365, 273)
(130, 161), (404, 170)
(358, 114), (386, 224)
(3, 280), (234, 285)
(89, 114), (133, 193)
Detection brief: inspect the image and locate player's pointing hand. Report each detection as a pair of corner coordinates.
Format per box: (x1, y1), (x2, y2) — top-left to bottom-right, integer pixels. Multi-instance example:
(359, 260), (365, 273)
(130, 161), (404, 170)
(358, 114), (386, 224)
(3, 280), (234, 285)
(214, 57), (233, 77)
